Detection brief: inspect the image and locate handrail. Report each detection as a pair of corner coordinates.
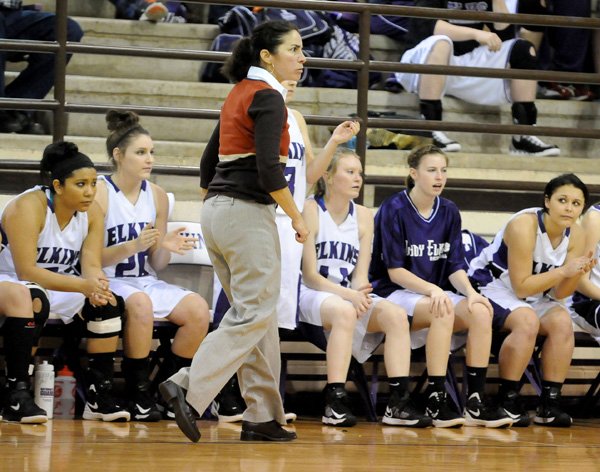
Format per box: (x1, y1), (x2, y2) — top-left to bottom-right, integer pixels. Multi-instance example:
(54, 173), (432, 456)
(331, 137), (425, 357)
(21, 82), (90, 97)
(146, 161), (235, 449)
(2, 40), (600, 84)
(4, 159), (599, 194)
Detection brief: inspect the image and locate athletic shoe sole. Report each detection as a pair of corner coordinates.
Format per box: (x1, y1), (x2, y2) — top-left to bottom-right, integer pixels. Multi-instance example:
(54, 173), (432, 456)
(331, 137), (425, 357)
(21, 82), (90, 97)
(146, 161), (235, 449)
(533, 415), (573, 427)
(382, 415), (432, 428)
(464, 412), (513, 428)
(3, 414), (47, 424)
(83, 404), (131, 422)
(509, 147), (561, 157)
(430, 417), (466, 428)
(322, 415), (357, 427)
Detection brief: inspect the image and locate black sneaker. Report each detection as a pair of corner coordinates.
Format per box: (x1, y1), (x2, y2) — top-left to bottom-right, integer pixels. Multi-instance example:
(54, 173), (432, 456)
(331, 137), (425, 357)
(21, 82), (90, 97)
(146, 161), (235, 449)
(534, 392), (572, 427)
(499, 390), (530, 427)
(432, 131), (461, 152)
(509, 135), (560, 157)
(382, 390), (432, 427)
(322, 385), (357, 427)
(425, 391), (465, 428)
(2, 382), (47, 424)
(211, 376), (245, 423)
(128, 383), (162, 422)
(83, 371), (130, 422)
(463, 392), (513, 428)
(157, 400), (176, 420)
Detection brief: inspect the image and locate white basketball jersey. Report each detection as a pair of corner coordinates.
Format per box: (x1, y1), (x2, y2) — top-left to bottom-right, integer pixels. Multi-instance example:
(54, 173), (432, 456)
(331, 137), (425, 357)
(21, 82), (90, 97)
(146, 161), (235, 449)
(469, 207), (570, 302)
(0, 186), (87, 276)
(309, 196), (360, 287)
(100, 175), (157, 278)
(277, 108), (306, 215)
(587, 205), (600, 288)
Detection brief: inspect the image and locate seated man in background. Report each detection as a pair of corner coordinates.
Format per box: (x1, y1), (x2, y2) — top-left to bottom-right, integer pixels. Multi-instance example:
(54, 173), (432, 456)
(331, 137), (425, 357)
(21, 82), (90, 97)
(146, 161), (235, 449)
(394, 0), (560, 157)
(0, 1), (83, 134)
(518, 0), (595, 101)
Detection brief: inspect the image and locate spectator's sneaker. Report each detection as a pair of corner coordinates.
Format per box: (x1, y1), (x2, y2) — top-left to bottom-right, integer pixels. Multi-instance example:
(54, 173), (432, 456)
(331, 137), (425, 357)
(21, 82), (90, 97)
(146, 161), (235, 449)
(432, 131), (461, 152)
(463, 392), (513, 428)
(499, 390), (530, 427)
(384, 76), (404, 94)
(139, 1), (168, 22)
(510, 135), (560, 157)
(534, 392), (572, 427)
(211, 376), (245, 423)
(537, 82), (572, 100)
(2, 382), (47, 424)
(382, 390), (432, 427)
(83, 371), (130, 422)
(322, 385), (357, 427)
(128, 386), (161, 422)
(565, 84), (596, 101)
(425, 391), (465, 428)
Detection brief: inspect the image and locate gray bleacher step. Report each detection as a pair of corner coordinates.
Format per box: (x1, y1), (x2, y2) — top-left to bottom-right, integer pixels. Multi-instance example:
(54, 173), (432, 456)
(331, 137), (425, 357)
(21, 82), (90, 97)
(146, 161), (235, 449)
(2, 134), (597, 181)
(3, 133), (599, 207)
(365, 149), (600, 184)
(33, 15), (399, 82)
(0, 134), (205, 167)
(5, 73), (590, 156)
(66, 18), (220, 82)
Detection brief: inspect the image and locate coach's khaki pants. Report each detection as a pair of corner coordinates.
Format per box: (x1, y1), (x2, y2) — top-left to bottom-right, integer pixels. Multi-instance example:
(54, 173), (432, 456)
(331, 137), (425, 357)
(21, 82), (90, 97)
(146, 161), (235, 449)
(169, 195), (285, 425)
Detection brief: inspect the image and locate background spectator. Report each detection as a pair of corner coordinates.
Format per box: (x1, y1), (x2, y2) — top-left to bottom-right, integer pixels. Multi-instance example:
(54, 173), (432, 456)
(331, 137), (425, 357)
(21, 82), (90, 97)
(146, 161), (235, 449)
(0, 1), (83, 134)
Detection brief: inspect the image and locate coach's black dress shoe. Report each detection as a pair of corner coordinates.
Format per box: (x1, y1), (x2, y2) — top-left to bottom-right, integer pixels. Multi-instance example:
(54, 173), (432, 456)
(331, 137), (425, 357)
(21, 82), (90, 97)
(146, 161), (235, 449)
(159, 380), (201, 442)
(240, 420), (297, 442)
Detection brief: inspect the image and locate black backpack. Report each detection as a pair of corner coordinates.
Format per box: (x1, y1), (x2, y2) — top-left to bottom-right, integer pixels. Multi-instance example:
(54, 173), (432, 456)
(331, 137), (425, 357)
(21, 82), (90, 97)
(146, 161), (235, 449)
(199, 6), (380, 88)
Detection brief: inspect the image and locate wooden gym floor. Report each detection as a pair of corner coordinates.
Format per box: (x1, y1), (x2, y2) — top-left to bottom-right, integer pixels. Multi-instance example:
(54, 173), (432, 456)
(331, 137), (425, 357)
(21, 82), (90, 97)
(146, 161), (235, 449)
(2, 418), (600, 471)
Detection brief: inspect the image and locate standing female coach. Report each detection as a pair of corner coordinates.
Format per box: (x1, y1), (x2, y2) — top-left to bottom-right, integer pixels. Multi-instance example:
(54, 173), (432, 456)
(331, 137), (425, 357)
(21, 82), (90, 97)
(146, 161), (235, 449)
(160, 20), (309, 442)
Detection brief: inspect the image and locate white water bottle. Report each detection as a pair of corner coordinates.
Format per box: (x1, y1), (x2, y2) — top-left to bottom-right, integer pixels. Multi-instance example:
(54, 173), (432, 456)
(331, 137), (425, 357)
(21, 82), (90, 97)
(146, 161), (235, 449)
(54, 365), (76, 419)
(34, 360), (55, 419)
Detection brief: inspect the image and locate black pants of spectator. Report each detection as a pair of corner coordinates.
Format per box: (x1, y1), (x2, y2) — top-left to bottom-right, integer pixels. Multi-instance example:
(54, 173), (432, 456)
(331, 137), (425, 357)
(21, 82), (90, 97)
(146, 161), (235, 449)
(0, 9), (84, 100)
(540, 1), (592, 73)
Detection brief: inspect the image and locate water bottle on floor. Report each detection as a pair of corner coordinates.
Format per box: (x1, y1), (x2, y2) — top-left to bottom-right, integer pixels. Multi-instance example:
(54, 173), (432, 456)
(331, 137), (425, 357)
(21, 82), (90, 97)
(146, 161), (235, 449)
(34, 360), (55, 419)
(54, 365), (76, 419)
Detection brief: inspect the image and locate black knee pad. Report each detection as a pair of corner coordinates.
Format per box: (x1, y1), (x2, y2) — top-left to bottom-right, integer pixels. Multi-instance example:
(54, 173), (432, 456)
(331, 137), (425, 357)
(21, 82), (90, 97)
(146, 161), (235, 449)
(80, 294), (125, 338)
(509, 39), (539, 70)
(518, 0), (549, 32)
(26, 283), (50, 345)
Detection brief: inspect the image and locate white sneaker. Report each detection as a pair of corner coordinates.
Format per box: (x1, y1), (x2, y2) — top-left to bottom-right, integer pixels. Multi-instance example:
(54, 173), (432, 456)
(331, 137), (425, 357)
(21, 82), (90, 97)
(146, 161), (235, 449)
(432, 131), (461, 152)
(139, 2), (168, 22)
(509, 135), (560, 157)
